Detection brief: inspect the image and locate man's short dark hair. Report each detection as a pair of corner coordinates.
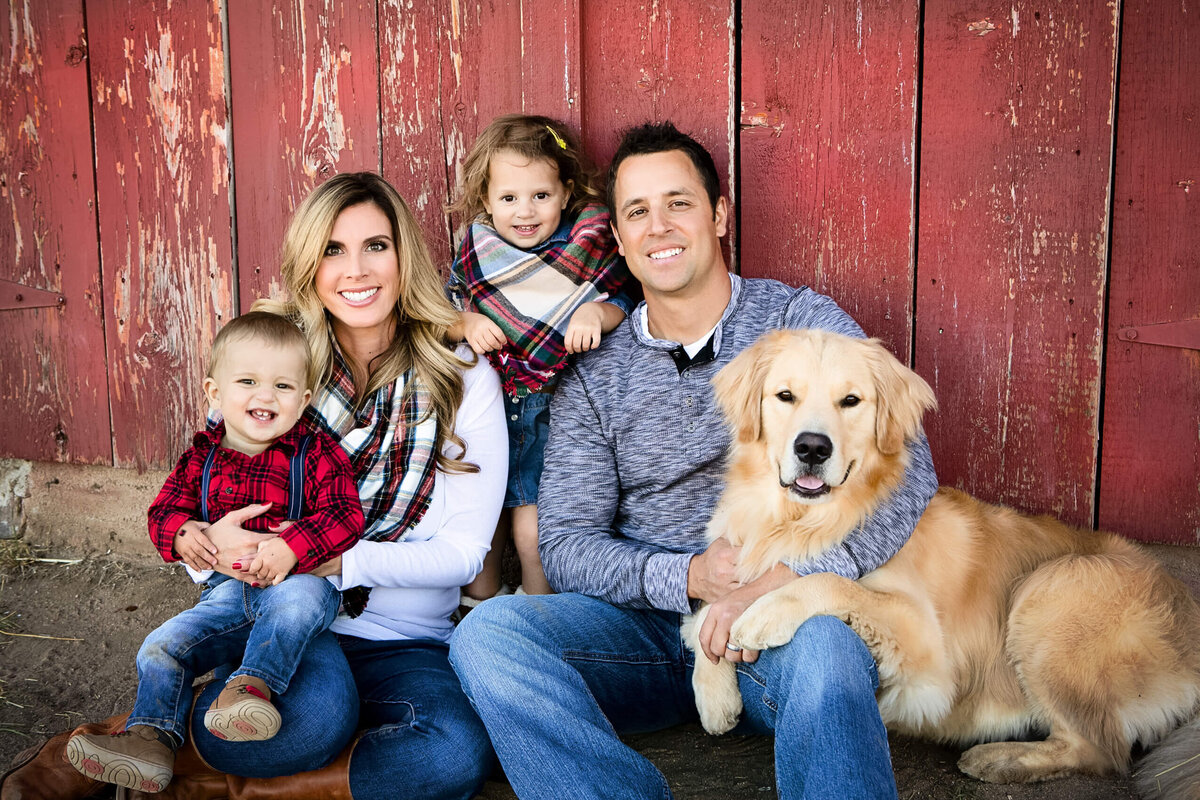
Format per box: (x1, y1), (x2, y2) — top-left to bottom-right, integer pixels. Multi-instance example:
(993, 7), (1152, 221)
(606, 122), (721, 217)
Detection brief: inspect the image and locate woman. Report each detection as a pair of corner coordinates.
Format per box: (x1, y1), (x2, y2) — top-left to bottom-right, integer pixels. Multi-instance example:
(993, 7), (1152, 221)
(2, 173), (506, 800)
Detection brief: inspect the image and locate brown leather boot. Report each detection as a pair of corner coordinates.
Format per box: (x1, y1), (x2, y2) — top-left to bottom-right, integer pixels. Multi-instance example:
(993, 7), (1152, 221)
(0, 713), (128, 800)
(227, 741), (353, 800)
(127, 737), (355, 800)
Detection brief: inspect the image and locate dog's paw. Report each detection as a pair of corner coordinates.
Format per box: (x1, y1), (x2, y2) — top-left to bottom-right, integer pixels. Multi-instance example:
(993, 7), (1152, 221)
(695, 683), (743, 735)
(730, 597), (804, 651)
(958, 741), (1060, 784)
(692, 659), (742, 735)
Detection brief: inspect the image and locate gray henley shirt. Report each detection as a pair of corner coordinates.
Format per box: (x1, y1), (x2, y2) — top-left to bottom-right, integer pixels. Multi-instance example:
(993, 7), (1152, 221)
(538, 274), (938, 613)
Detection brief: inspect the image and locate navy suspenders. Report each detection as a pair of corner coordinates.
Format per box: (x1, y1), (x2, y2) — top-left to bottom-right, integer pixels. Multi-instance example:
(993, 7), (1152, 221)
(198, 434), (314, 524)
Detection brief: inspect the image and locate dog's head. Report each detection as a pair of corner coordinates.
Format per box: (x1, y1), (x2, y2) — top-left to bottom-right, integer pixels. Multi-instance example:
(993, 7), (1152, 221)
(713, 329), (936, 504)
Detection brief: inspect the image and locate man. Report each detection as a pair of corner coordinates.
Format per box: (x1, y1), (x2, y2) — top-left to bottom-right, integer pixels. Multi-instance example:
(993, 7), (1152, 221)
(450, 122), (938, 800)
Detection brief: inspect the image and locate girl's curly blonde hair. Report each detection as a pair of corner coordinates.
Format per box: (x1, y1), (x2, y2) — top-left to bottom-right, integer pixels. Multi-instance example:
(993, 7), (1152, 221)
(449, 114), (602, 223)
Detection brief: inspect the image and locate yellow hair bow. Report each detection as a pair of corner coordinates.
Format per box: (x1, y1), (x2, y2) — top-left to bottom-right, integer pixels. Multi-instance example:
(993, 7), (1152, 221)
(546, 126), (568, 150)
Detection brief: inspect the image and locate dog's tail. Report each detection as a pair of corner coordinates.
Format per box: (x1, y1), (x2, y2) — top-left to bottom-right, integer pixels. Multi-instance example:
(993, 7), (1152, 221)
(1133, 716), (1200, 800)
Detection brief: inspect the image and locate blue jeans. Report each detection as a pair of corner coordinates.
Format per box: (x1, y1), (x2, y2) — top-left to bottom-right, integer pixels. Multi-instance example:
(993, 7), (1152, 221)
(128, 573), (340, 744)
(449, 593), (897, 800)
(190, 633), (493, 800)
(503, 390), (551, 507)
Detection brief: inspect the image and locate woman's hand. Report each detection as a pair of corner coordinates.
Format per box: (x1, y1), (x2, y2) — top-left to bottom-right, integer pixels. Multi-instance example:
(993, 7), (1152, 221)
(203, 503), (280, 581)
(310, 555), (343, 578)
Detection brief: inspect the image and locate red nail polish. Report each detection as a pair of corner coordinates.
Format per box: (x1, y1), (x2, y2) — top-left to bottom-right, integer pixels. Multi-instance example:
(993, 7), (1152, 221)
(232, 562), (242, 570)
(252, 582), (260, 588)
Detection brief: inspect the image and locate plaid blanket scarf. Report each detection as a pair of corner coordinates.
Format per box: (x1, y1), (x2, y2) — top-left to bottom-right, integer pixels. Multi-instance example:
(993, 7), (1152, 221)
(307, 341), (437, 616)
(448, 203), (628, 396)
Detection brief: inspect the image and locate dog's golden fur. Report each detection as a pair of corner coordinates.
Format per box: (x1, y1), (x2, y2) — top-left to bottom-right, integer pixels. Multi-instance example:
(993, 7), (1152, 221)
(685, 329), (1200, 797)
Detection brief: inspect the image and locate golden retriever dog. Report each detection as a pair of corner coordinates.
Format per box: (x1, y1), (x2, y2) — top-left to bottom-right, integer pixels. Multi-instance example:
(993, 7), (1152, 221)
(684, 329), (1200, 799)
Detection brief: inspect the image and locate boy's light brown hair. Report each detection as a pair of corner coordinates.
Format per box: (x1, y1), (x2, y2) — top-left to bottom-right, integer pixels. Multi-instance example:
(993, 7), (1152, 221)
(207, 311), (316, 392)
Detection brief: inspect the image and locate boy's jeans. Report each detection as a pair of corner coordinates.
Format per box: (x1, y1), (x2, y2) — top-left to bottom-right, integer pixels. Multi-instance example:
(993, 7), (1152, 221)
(127, 573), (340, 745)
(450, 592), (897, 800)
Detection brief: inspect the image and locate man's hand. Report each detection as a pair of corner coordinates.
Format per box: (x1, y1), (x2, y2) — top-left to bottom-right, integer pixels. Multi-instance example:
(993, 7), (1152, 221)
(697, 564), (797, 665)
(172, 521), (217, 571)
(461, 311), (506, 354)
(686, 537), (743, 604)
(246, 538), (299, 586)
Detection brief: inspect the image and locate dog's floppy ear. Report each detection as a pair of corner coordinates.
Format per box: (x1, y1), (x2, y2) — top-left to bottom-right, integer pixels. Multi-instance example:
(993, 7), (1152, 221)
(864, 339), (937, 455)
(712, 331), (784, 443)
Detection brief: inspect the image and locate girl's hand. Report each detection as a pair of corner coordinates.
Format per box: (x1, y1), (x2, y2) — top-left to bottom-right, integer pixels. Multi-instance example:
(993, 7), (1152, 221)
(565, 303), (604, 353)
(172, 522), (218, 571)
(461, 311), (506, 354)
(203, 503), (279, 581)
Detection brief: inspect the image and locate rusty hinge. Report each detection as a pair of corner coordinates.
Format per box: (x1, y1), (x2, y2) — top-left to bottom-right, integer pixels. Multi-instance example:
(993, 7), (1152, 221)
(1116, 320), (1200, 351)
(1, 278), (65, 311)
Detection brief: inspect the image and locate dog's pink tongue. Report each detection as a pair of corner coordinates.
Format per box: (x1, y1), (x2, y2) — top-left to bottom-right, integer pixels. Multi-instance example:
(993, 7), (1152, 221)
(795, 476), (825, 491)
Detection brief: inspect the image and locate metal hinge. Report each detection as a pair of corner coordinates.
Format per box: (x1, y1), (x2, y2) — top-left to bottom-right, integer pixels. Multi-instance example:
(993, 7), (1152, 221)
(1116, 320), (1200, 351)
(1, 279), (65, 310)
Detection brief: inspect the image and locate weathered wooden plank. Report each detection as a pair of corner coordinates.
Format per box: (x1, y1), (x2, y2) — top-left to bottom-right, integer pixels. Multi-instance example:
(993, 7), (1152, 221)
(228, 0), (381, 309)
(0, 0), (108, 463)
(522, 1), (581, 130)
(442, 0), (582, 213)
(579, 0), (735, 247)
(915, 2), (1116, 526)
(1099, 0), (1200, 543)
(380, 1), (581, 269)
(378, 0), (455, 264)
(738, 1), (920, 358)
(88, 0), (235, 468)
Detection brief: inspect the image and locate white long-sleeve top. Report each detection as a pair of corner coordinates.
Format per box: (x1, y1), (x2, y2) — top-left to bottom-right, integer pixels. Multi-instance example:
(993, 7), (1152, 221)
(327, 352), (507, 642)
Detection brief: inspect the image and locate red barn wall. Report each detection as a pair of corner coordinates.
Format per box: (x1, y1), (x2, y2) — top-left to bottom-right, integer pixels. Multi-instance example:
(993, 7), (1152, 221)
(1, 1), (1196, 543)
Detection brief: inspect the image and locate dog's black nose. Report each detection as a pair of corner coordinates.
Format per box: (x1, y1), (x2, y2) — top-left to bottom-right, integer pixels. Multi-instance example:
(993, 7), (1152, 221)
(794, 432), (833, 465)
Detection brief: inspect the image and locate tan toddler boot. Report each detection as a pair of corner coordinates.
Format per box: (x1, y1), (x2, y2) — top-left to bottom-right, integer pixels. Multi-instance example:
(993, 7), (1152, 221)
(203, 675), (281, 742)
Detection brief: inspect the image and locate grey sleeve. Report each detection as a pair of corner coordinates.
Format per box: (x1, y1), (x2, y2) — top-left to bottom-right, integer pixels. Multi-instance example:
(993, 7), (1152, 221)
(537, 366), (689, 611)
(779, 286), (939, 578)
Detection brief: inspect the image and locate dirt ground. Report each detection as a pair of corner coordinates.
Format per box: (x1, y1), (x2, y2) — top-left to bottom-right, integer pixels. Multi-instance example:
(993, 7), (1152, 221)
(2, 539), (1198, 799)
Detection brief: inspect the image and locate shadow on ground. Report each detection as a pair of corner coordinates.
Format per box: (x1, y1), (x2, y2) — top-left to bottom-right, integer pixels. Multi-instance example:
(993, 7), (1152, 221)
(3, 541), (1196, 799)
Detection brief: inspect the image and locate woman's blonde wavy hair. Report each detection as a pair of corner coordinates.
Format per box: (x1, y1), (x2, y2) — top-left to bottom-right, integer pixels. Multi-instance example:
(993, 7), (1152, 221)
(254, 172), (476, 474)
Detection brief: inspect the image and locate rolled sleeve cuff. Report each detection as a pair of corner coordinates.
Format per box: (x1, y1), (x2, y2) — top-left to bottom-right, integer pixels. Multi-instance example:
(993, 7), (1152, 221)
(644, 552), (694, 613)
(327, 544), (358, 591)
(283, 529), (321, 574)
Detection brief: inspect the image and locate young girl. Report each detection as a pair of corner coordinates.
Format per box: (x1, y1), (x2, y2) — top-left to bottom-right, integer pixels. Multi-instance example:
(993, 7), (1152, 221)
(447, 114), (634, 600)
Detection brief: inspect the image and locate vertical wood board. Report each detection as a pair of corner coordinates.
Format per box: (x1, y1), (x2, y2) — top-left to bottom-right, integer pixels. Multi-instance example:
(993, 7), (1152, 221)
(438, 1), (582, 261)
(228, 0), (382, 309)
(738, 1), (920, 357)
(1098, 0), (1200, 543)
(915, 2), (1116, 525)
(378, 0), (455, 264)
(89, 0), (235, 468)
(580, 0), (736, 256)
(0, 0), (108, 463)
